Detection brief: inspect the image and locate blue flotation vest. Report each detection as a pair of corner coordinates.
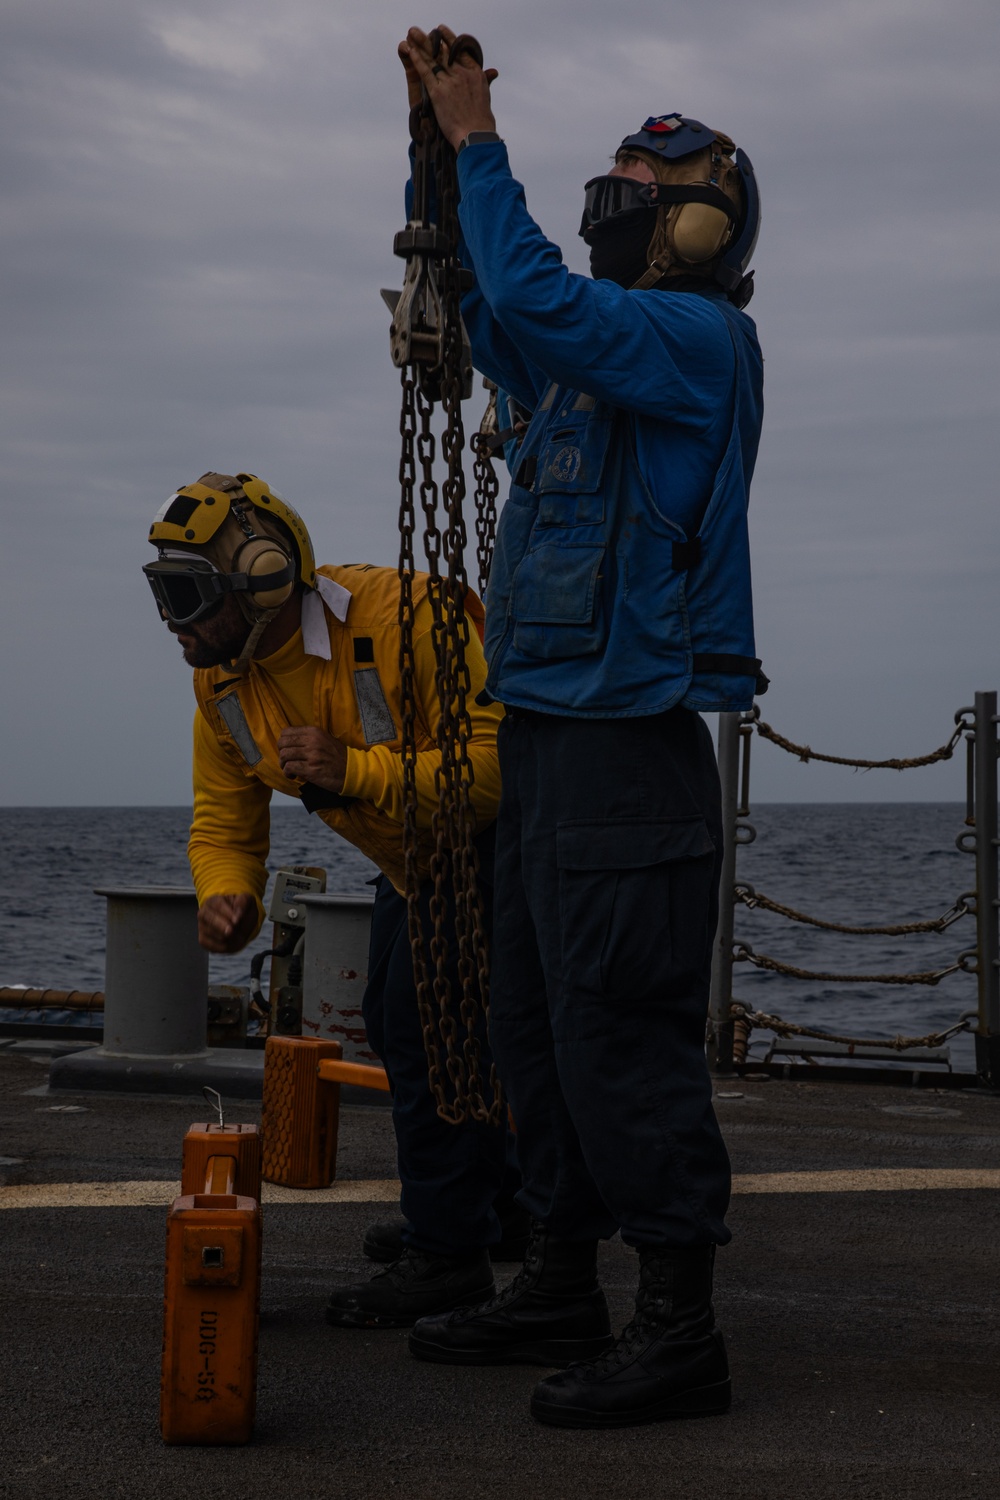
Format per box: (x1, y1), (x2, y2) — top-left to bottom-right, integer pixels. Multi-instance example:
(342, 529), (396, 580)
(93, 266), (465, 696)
(484, 299), (763, 718)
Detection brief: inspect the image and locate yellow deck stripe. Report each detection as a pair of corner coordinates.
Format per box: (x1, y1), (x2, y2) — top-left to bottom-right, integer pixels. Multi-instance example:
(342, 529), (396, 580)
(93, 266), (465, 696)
(733, 1168), (1000, 1194)
(0, 1179), (401, 1209)
(0, 1169), (997, 1210)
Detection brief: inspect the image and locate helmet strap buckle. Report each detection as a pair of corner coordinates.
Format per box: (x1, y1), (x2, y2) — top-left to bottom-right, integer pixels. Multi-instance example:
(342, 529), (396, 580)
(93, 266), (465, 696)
(229, 607), (281, 676)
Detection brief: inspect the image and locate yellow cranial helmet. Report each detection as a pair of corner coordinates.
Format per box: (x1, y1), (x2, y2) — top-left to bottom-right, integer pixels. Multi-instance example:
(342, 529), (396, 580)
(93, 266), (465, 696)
(144, 471), (317, 626)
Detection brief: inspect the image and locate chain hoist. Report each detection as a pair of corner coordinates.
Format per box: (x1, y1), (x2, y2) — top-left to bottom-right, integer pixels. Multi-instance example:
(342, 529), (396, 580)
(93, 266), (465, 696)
(383, 30), (503, 1126)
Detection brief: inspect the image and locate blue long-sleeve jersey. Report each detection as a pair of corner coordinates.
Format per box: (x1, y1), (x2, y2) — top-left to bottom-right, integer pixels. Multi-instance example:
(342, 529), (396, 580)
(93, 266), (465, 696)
(409, 140), (764, 716)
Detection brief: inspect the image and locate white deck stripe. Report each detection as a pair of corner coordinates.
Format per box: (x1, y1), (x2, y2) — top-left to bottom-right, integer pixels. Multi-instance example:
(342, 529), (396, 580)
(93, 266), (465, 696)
(1, 1169), (998, 1210)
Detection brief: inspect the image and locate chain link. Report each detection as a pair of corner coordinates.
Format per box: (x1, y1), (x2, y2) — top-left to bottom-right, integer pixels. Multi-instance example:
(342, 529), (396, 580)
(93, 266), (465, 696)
(472, 385), (500, 599)
(729, 1002), (974, 1054)
(732, 942), (964, 987)
(752, 710), (968, 771)
(395, 98), (503, 1127)
(733, 883), (973, 937)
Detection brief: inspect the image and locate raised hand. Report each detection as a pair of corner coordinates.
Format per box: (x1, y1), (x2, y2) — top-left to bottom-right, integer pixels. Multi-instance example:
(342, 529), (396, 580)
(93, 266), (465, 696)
(398, 25), (498, 150)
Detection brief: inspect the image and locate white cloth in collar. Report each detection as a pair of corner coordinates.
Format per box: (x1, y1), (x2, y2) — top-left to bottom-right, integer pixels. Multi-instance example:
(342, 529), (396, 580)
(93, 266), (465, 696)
(300, 575), (352, 659)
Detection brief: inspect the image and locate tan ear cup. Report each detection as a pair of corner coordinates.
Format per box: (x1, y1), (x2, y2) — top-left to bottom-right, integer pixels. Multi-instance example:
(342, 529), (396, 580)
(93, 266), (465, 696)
(669, 202), (733, 264)
(233, 538), (294, 611)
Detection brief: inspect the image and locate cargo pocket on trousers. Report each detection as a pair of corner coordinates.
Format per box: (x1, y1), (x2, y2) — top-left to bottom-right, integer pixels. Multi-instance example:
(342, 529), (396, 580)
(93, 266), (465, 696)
(556, 817), (718, 1013)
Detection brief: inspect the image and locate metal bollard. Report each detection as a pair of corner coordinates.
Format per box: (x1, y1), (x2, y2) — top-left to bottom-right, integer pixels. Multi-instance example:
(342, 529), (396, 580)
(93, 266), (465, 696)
(49, 888), (263, 1096)
(98, 887), (209, 1056)
(296, 893), (376, 1061)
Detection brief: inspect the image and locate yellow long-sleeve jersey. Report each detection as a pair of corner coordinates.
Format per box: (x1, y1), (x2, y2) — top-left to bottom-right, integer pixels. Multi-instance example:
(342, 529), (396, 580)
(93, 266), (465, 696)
(188, 564), (504, 929)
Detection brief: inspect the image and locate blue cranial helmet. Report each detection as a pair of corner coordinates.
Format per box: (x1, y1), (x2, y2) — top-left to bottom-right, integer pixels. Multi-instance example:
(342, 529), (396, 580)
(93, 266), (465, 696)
(607, 114), (761, 305)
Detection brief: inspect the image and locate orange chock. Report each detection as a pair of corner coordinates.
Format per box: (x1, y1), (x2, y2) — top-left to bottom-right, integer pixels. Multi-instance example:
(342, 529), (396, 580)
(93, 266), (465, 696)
(261, 1036), (343, 1188)
(159, 1192), (262, 1445)
(180, 1122), (262, 1201)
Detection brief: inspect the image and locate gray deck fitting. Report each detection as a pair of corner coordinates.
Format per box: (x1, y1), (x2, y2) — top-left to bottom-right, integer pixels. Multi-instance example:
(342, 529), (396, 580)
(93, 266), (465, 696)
(48, 1044), (266, 1098)
(47, 1043), (389, 1106)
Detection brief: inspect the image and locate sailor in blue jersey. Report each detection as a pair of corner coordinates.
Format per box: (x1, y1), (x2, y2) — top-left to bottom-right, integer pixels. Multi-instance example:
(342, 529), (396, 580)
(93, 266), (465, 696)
(399, 27), (764, 1428)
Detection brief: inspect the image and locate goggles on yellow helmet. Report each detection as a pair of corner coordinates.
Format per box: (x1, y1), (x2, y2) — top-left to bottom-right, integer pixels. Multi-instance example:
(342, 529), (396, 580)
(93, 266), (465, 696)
(146, 473), (317, 585)
(144, 471), (316, 626)
(142, 548), (295, 626)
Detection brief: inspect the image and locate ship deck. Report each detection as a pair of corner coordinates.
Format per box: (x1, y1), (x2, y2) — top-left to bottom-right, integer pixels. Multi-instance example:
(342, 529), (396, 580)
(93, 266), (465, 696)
(2, 1041), (999, 1500)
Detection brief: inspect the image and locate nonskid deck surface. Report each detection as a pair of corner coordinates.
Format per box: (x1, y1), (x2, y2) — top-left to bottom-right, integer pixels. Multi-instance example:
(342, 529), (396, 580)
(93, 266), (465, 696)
(1, 1045), (998, 1500)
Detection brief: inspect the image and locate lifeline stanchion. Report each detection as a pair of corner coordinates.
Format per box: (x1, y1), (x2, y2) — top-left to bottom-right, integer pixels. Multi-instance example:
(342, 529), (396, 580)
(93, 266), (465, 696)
(967, 691), (1000, 1089)
(708, 695), (999, 1085)
(708, 711), (754, 1072)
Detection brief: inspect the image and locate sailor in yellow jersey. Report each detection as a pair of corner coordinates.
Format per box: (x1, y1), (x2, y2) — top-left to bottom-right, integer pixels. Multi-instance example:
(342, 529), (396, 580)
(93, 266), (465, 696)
(144, 470), (524, 1326)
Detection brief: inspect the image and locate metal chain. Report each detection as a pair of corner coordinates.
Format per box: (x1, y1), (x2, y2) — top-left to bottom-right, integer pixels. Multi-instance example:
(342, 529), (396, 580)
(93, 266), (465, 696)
(397, 366), (449, 1114)
(752, 710), (969, 771)
(732, 941), (970, 987)
(395, 71), (503, 1127)
(734, 883), (973, 937)
(472, 384), (500, 599)
(729, 1002), (974, 1054)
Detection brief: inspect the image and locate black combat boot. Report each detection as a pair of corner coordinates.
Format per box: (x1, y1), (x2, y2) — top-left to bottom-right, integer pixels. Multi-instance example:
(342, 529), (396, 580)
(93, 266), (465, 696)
(363, 1196), (532, 1265)
(530, 1245), (730, 1427)
(408, 1224), (614, 1366)
(325, 1246), (495, 1329)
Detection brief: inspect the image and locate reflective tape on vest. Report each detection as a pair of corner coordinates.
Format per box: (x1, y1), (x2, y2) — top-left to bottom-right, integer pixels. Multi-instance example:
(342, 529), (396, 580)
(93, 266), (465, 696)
(353, 668), (396, 746)
(215, 692), (263, 767)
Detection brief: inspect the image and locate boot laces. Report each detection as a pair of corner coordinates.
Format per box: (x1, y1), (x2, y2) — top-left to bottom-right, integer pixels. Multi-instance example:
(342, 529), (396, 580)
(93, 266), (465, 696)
(377, 1246), (434, 1289)
(452, 1224), (545, 1321)
(577, 1260), (669, 1377)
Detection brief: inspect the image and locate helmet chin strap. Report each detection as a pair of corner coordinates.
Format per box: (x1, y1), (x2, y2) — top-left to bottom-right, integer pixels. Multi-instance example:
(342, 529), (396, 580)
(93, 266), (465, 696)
(630, 251), (673, 291)
(229, 607), (280, 676)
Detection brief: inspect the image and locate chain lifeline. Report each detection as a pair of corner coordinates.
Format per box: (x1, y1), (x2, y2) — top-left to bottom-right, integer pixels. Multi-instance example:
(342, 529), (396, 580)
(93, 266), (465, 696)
(752, 708), (970, 771)
(733, 884), (973, 937)
(395, 49), (503, 1126)
(729, 1002), (973, 1056)
(732, 942), (968, 987)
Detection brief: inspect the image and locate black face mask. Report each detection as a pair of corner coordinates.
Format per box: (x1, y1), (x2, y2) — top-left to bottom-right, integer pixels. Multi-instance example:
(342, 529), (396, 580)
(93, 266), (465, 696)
(585, 208), (655, 288)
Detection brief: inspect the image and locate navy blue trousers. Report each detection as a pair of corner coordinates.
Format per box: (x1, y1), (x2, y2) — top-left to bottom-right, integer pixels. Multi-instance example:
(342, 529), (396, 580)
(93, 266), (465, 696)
(489, 707), (732, 1249)
(361, 830), (511, 1257)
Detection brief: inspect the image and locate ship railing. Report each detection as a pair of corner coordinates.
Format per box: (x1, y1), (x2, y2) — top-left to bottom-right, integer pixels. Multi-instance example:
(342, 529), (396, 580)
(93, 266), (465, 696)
(709, 691), (999, 1091)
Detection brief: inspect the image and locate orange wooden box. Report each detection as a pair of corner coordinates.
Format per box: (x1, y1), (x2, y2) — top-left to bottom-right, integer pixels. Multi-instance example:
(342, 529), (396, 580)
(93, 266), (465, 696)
(261, 1035), (342, 1188)
(181, 1123), (262, 1201)
(160, 1192), (262, 1445)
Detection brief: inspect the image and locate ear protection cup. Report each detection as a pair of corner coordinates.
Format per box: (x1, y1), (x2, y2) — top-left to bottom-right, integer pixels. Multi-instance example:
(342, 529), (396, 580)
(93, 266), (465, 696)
(230, 536), (295, 613)
(669, 201), (733, 264)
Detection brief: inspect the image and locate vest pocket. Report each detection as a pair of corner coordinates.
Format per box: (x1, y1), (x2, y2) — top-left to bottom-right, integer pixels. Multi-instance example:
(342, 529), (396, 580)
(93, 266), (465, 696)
(535, 410), (613, 502)
(511, 543), (606, 660)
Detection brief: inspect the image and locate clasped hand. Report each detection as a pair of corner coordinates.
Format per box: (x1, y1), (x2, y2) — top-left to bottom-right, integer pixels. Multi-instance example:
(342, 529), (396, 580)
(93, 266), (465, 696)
(398, 24), (498, 150)
(278, 726), (348, 792)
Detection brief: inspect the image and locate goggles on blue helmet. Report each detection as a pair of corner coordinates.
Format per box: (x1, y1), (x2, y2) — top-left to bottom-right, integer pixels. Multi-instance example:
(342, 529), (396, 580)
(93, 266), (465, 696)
(580, 177), (739, 235)
(581, 113), (760, 306)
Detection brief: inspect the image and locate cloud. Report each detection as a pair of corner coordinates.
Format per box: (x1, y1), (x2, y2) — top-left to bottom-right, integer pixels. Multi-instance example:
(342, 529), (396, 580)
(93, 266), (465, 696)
(0, 0), (997, 805)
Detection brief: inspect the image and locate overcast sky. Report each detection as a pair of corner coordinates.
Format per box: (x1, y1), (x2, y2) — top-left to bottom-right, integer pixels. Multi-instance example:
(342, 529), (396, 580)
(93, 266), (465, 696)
(2, 0), (998, 806)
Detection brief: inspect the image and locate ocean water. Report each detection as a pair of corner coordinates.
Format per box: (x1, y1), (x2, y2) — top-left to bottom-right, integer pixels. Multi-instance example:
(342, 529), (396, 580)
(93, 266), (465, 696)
(0, 803), (980, 1070)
